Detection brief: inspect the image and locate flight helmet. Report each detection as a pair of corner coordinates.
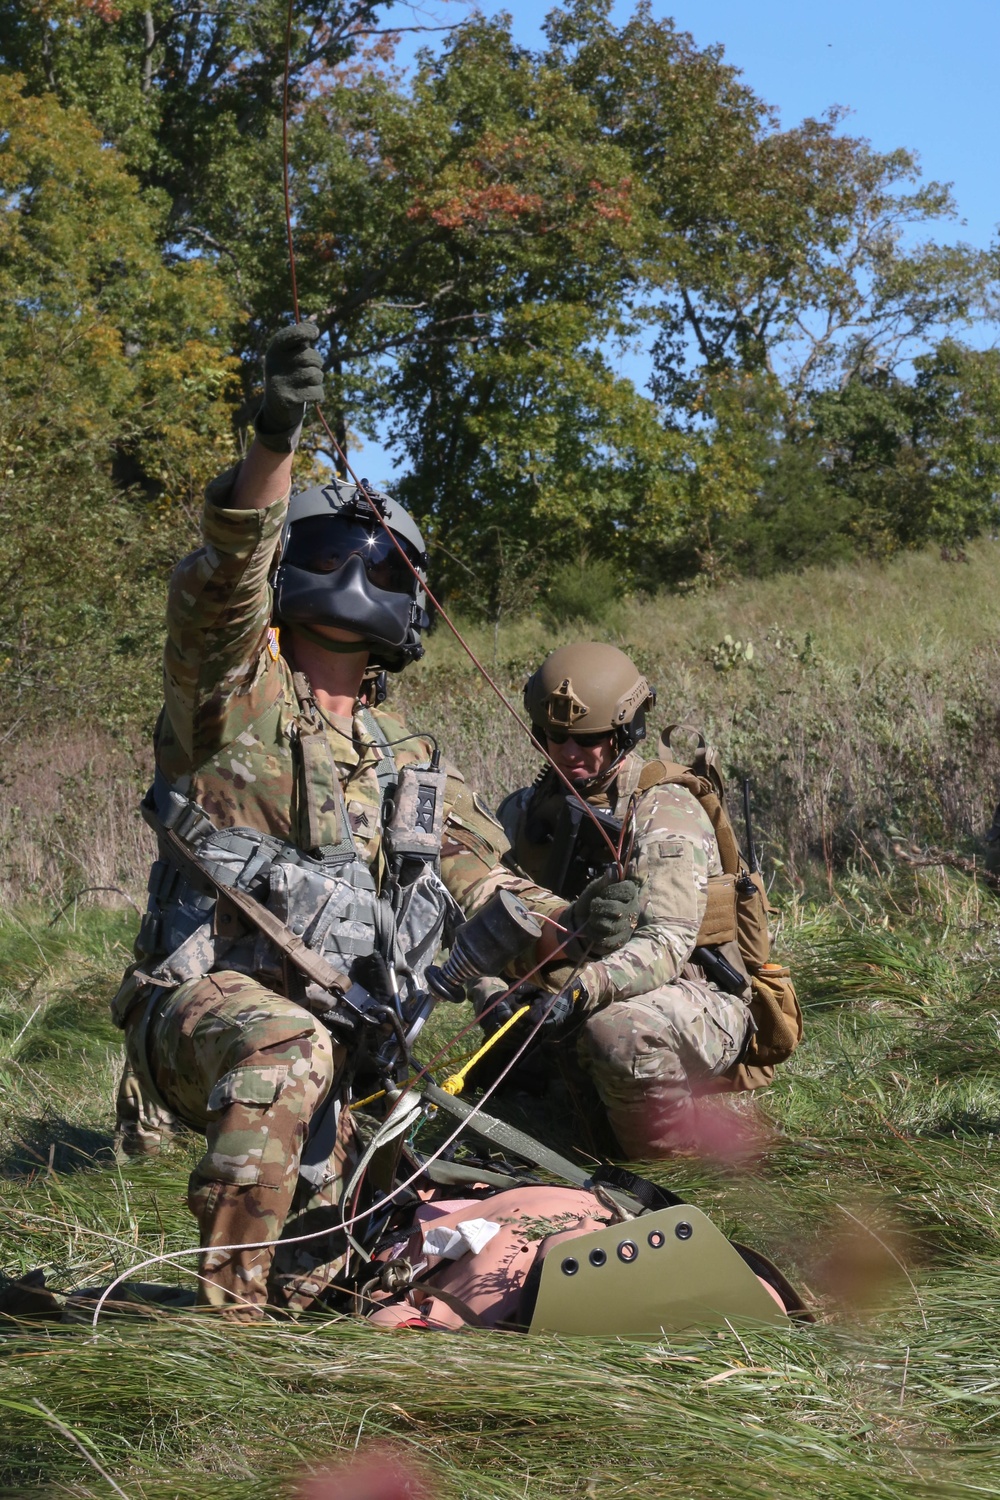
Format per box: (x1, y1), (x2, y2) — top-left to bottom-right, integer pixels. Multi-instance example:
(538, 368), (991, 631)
(272, 478), (429, 672)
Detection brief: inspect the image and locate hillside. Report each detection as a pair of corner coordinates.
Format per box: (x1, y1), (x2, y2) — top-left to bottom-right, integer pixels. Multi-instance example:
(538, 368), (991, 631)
(5, 536), (996, 906)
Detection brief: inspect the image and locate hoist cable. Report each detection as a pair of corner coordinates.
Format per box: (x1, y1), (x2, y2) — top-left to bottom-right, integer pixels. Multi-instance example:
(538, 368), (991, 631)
(277, 0), (622, 874)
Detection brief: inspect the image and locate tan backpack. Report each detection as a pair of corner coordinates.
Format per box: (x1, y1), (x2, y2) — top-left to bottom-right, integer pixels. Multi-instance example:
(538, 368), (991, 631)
(620, 725), (802, 1092)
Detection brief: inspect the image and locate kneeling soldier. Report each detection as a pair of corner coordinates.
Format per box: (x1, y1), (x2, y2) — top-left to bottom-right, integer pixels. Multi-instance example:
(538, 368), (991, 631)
(111, 327), (638, 1316)
(484, 642), (770, 1159)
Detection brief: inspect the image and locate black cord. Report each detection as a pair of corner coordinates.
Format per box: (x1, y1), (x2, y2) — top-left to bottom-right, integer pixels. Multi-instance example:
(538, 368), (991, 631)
(311, 701), (439, 763)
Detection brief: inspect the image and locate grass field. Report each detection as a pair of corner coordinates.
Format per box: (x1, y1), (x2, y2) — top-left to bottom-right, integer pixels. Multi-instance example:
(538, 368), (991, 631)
(2, 861), (1000, 1498)
(1, 538), (999, 1495)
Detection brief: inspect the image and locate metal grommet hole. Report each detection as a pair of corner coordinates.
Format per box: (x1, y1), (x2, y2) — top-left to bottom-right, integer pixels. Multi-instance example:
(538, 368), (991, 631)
(616, 1239), (639, 1263)
(647, 1229), (666, 1249)
(675, 1221), (693, 1241)
(561, 1256), (579, 1276)
(589, 1248), (607, 1268)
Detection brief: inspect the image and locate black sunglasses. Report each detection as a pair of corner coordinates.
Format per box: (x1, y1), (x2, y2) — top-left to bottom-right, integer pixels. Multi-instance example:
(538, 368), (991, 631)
(545, 729), (614, 748)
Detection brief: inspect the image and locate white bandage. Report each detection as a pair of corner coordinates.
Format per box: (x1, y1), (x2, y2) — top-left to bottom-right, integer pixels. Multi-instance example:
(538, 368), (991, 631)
(421, 1218), (501, 1260)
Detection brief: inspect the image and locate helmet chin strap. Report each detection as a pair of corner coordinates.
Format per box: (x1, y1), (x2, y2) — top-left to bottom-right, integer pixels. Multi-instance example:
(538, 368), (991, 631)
(286, 622), (372, 655)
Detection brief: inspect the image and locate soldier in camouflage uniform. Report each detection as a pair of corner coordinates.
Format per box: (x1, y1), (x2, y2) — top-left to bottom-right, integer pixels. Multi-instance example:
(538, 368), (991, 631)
(111, 324), (639, 1316)
(480, 643), (754, 1159)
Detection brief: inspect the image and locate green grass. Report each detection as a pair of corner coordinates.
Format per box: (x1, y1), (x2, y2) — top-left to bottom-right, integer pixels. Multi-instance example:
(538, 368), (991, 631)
(3, 870), (1000, 1497)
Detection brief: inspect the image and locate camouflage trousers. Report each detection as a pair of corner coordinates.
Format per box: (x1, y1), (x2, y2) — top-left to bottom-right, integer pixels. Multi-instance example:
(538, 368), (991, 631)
(577, 977), (752, 1159)
(123, 970), (353, 1316)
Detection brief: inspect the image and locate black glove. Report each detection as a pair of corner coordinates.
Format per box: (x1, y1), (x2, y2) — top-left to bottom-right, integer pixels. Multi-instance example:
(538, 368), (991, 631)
(471, 979), (516, 1034)
(351, 951), (394, 1004)
(254, 322), (325, 452)
(529, 979), (588, 1030)
(567, 871), (640, 955)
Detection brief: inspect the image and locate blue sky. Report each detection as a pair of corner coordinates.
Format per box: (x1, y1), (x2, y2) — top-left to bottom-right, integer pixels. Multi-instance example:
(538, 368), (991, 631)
(351, 0), (1000, 484)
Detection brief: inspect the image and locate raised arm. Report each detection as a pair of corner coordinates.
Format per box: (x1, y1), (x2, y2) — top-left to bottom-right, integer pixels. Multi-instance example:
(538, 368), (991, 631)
(232, 323), (324, 510)
(162, 323), (325, 764)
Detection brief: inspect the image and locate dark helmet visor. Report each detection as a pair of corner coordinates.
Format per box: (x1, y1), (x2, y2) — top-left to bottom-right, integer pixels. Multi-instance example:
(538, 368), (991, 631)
(283, 515), (423, 596)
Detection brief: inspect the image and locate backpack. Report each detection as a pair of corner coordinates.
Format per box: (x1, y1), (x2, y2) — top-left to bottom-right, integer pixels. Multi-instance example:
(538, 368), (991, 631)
(618, 724), (802, 1092)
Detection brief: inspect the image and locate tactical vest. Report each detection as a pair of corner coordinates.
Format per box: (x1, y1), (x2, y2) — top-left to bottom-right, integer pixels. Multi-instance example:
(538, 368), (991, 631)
(117, 695), (456, 1026)
(504, 732), (802, 1091)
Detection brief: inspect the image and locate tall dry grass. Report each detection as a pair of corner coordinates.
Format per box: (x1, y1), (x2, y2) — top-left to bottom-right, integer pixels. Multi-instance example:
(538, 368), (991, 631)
(3, 538), (998, 904)
(400, 536), (1000, 883)
(0, 728), (153, 907)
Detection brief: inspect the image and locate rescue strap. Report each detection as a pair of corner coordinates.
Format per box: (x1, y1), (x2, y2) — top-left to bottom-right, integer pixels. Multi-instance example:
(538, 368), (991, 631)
(420, 1082), (681, 1218)
(588, 1164), (684, 1211)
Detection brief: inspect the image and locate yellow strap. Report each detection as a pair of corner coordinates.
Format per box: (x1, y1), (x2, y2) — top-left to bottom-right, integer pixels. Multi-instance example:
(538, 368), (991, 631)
(440, 1005), (530, 1096)
(349, 1004), (530, 1110)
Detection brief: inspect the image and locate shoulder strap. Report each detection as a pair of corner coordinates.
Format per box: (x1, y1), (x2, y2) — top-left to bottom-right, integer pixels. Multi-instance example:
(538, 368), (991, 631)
(661, 723), (727, 799)
(650, 755), (743, 876)
(357, 707), (399, 801)
(614, 755), (672, 804)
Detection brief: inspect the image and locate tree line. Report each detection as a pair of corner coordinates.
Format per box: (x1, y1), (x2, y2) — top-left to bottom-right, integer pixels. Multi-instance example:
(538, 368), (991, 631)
(1, 0), (998, 725)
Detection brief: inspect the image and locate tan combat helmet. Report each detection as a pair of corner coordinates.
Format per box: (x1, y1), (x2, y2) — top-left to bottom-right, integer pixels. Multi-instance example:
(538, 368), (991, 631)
(524, 642), (656, 758)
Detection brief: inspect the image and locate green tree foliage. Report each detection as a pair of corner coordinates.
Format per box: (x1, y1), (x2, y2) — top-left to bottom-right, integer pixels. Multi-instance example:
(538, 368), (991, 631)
(0, 74), (238, 729)
(0, 0), (997, 645)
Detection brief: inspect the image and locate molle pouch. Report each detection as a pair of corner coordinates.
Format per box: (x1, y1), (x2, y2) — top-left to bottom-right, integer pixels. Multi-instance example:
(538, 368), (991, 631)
(394, 868), (462, 990)
(695, 872), (738, 947)
(385, 762), (448, 864)
(735, 870), (771, 970)
(268, 857), (380, 970)
(743, 963), (802, 1069)
(295, 725), (344, 853)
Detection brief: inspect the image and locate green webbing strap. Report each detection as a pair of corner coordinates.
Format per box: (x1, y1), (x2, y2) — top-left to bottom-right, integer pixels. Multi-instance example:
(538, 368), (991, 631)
(420, 1082), (649, 1219)
(357, 707), (398, 802)
(422, 1082), (591, 1186)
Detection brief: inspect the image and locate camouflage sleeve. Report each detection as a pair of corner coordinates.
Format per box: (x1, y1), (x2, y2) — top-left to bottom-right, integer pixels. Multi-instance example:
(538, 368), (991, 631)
(439, 769), (565, 962)
(163, 465), (289, 764)
(577, 784), (718, 1009)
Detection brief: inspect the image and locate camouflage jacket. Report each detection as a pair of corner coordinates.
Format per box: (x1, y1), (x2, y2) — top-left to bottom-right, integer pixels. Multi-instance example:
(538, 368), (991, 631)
(498, 756), (722, 1008)
(148, 465), (564, 970)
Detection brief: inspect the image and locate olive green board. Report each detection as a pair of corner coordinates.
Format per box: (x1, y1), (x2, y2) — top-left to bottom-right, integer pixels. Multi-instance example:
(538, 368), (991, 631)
(529, 1203), (788, 1337)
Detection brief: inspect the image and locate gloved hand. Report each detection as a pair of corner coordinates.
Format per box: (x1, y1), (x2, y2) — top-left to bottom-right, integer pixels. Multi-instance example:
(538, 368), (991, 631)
(470, 977), (516, 1034)
(254, 321), (325, 452)
(529, 978), (588, 1030)
(567, 871), (640, 955)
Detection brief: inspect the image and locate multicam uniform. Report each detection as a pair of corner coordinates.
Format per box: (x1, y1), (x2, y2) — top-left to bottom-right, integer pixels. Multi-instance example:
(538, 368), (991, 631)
(499, 756), (753, 1157)
(112, 466), (563, 1314)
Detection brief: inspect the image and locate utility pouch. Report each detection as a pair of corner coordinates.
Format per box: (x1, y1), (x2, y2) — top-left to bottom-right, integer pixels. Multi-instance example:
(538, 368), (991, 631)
(743, 964), (802, 1069)
(384, 762), (448, 863)
(695, 872), (737, 947)
(297, 728), (342, 851)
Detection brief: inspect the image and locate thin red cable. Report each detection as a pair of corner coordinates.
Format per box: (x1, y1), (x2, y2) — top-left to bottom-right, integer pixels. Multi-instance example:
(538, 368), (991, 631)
(278, 0), (622, 874)
(282, 0), (300, 323)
